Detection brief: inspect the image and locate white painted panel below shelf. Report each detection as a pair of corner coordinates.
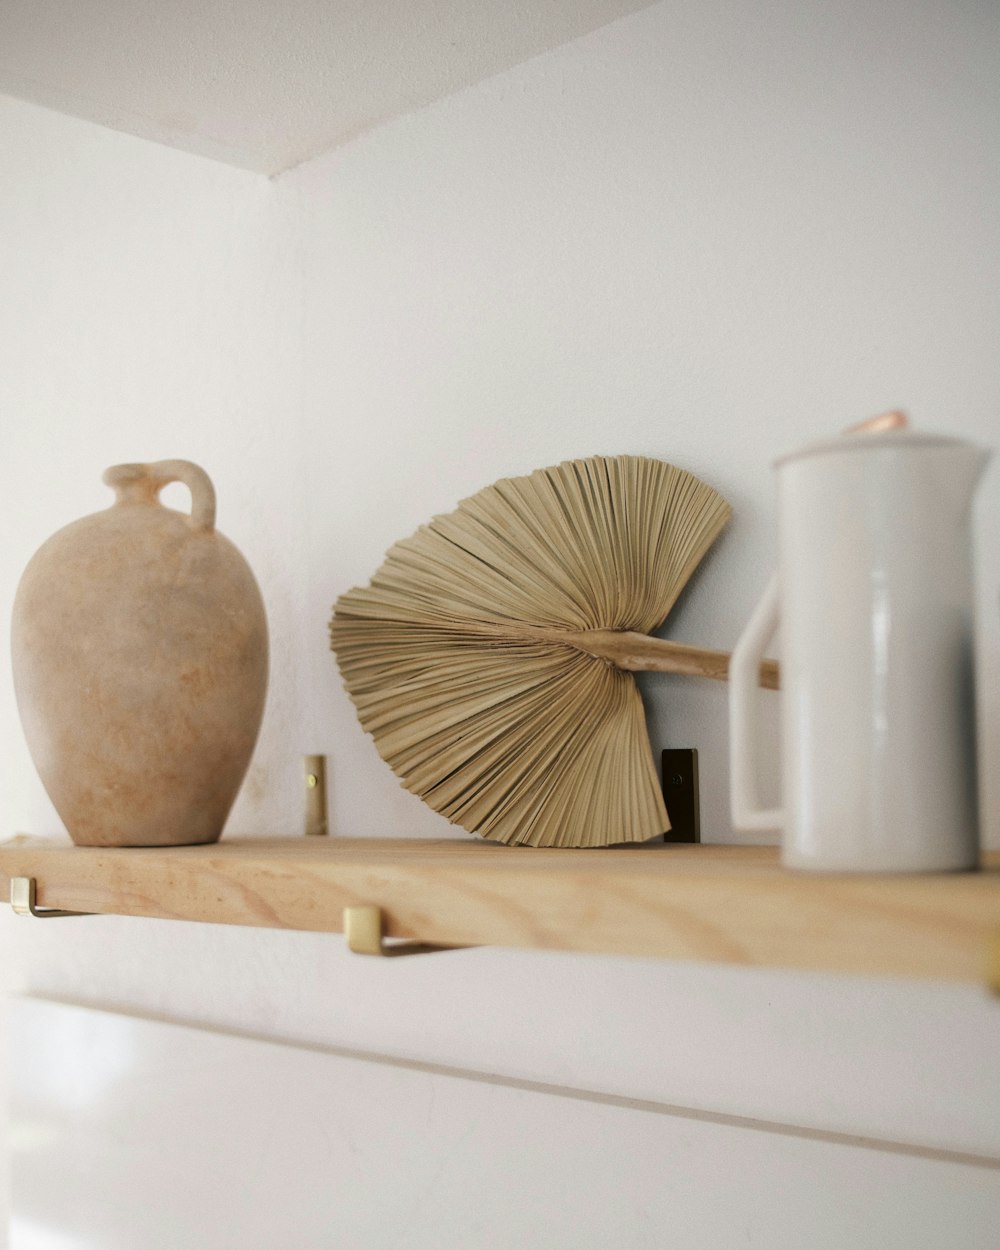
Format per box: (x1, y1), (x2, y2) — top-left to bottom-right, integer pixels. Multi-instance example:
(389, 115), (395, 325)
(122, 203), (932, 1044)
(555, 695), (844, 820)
(7, 997), (1000, 1250)
(4, 907), (999, 1161)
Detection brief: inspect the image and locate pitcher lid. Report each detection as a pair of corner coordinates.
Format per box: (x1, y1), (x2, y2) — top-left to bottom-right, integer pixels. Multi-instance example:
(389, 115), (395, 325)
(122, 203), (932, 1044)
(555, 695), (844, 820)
(775, 428), (980, 468)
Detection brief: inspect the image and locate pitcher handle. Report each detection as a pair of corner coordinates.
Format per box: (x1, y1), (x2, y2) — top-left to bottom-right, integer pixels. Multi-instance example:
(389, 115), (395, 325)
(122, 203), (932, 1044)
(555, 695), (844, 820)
(730, 574), (783, 831)
(104, 460), (216, 531)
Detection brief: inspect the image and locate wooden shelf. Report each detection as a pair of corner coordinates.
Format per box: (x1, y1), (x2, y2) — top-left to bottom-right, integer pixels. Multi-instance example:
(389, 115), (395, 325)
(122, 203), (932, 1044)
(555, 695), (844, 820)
(2, 836), (999, 984)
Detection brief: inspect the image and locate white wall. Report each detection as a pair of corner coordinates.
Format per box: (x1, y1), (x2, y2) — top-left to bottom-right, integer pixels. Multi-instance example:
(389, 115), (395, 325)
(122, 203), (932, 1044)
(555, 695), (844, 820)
(2, 0), (1000, 1244)
(10, 999), (1000, 1250)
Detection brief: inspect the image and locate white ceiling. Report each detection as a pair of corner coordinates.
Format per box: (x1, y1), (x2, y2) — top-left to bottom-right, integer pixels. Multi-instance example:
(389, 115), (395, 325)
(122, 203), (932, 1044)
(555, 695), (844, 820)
(0, 0), (653, 175)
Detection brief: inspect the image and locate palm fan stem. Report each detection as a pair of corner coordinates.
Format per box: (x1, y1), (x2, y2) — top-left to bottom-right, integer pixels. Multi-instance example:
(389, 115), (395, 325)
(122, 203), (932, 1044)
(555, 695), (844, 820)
(559, 630), (779, 689)
(454, 621), (779, 689)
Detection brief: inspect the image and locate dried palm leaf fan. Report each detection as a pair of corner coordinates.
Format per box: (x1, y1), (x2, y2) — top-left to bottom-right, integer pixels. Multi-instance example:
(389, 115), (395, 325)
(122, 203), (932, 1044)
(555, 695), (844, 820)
(331, 455), (777, 848)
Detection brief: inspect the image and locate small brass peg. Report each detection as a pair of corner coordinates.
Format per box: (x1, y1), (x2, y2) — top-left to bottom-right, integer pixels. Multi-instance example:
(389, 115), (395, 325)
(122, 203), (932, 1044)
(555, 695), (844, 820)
(987, 930), (1000, 997)
(304, 754), (328, 836)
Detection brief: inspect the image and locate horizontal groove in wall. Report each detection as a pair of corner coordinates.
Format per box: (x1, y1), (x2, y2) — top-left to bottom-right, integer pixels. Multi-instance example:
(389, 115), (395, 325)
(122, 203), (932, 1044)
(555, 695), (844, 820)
(21, 995), (1000, 1174)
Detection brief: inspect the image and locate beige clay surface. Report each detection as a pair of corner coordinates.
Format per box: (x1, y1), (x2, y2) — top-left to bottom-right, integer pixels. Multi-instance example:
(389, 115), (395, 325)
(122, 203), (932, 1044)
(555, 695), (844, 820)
(11, 460), (268, 846)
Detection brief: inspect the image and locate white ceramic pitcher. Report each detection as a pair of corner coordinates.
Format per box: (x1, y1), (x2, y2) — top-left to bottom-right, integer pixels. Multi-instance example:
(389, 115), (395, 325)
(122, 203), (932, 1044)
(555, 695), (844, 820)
(730, 428), (989, 872)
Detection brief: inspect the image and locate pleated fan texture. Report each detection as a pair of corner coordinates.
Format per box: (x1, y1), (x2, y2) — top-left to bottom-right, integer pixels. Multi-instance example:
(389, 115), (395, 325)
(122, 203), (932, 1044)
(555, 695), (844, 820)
(331, 455), (730, 847)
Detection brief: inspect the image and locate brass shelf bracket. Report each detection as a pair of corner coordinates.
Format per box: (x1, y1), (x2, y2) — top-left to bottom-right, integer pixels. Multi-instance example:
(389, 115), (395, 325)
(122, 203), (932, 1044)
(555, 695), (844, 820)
(342, 905), (464, 958)
(10, 877), (91, 918)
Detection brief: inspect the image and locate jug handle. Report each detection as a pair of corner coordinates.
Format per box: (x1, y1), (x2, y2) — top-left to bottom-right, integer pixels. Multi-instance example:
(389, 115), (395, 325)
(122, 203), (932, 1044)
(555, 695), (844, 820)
(730, 574), (783, 832)
(104, 460), (216, 531)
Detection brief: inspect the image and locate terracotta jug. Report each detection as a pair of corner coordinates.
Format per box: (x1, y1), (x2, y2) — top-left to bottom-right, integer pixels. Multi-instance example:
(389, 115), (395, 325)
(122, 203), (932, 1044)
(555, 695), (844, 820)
(11, 460), (268, 846)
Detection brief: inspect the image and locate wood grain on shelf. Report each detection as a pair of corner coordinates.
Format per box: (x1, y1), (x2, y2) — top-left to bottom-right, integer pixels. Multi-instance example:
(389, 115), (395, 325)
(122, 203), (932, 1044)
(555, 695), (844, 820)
(1, 836), (998, 984)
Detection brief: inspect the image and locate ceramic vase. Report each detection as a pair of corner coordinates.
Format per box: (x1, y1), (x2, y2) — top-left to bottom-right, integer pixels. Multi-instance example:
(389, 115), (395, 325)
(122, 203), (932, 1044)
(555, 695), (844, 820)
(11, 460), (268, 846)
